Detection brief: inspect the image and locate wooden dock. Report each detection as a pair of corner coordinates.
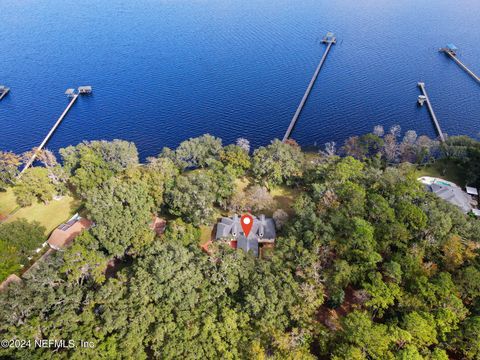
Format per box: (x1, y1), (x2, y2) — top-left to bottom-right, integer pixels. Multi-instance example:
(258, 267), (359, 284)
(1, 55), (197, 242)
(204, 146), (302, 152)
(19, 86), (92, 175)
(20, 93), (79, 175)
(440, 46), (480, 84)
(0, 86), (10, 101)
(282, 32), (336, 142)
(417, 82), (445, 142)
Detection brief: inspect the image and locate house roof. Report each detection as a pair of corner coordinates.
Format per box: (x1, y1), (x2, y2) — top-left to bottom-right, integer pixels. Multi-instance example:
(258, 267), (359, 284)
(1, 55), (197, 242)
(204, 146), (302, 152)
(466, 186), (479, 196)
(0, 274), (22, 292)
(215, 214), (276, 240)
(78, 86), (92, 92)
(237, 236), (259, 257)
(427, 184), (473, 213)
(215, 214), (276, 256)
(472, 209), (480, 217)
(48, 217), (93, 250)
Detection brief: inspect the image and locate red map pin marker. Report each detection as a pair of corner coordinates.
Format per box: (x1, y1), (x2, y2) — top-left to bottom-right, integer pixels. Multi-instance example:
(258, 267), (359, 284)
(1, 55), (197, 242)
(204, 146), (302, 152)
(240, 214), (254, 237)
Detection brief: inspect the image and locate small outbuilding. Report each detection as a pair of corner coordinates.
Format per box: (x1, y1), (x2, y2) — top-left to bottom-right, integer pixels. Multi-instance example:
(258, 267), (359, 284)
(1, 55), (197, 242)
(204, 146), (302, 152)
(65, 88), (76, 97)
(440, 44), (458, 55)
(418, 95), (427, 106)
(322, 31), (337, 44)
(150, 216), (166, 236)
(466, 186), (479, 196)
(446, 43), (458, 52)
(78, 86), (92, 94)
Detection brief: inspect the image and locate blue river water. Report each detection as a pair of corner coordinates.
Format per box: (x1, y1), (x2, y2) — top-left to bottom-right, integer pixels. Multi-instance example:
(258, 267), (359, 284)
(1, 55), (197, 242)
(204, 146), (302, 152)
(1, 0), (479, 160)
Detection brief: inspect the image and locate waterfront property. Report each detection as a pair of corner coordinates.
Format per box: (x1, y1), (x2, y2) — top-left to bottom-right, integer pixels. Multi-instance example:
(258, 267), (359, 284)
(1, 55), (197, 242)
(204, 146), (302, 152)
(214, 214), (276, 257)
(419, 176), (479, 215)
(47, 214), (92, 250)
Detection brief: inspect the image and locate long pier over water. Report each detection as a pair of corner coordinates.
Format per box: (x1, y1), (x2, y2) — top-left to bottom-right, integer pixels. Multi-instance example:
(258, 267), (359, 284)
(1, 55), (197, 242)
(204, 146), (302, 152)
(417, 82), (445, 143)
(282, 32), (336, 142)
(20, 86), (92, 176)
(440, 45), (480, 84)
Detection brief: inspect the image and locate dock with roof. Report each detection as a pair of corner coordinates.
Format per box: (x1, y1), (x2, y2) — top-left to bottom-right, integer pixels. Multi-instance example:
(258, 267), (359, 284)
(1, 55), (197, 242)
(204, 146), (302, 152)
(282, 32), (336, 142)
(440, 44), (480, 84)
(19, 86), (92, 175)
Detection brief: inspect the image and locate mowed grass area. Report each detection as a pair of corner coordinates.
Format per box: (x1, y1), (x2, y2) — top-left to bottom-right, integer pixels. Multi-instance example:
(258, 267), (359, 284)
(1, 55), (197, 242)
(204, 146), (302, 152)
(0, 190), (81, 235)
(199, 225), (213, 246)
(233, 177), (300, 216)
(416, 159), (466, 187)
(0, 189), (18, 217)
(234, 177), (250, 193)
(270, 186), (301, 216)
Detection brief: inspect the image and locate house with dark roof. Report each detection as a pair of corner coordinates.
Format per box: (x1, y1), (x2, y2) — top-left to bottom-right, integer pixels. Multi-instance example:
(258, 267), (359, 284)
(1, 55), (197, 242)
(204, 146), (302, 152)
(215, 214), (276, 257)
(426, 183), (473, 214)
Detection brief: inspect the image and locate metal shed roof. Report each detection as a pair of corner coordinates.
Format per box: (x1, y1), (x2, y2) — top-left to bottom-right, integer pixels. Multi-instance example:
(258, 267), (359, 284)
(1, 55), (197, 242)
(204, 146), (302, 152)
(466, 186), (479, 196)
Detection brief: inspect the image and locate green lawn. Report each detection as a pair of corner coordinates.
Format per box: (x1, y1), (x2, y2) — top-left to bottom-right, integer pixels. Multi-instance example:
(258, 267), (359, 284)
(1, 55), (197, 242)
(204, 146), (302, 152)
(199, 225), (213, 246)
(304, 151), (323, 163)
(233, 177), (300, 216)
(0, 189), (19, 218)
(234, 177), (250, 193)
(416, 159), (466, 187)
(1, 192), (81, 235)
(270, 185), (301, 216)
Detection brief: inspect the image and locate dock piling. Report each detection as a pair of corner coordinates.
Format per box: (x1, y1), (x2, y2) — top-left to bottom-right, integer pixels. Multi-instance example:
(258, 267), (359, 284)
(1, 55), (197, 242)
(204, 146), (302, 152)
(282, 32), (336, 142)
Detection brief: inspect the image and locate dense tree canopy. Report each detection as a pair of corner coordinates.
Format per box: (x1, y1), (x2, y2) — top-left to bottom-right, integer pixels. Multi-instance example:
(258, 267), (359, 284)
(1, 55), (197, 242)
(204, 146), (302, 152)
(13, 167), (55, 207)
(86, 176), (155, 257)
(0, 151), (21, 191)
(0, 219), (45, 281)
(60, 140), (139, 198)
(2, 134), (480, 359)
(251, 139), (304, 187)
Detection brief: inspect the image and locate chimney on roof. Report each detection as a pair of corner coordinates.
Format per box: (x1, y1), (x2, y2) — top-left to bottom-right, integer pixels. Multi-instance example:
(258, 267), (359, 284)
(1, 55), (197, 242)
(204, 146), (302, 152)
(232, 214), (239, 237)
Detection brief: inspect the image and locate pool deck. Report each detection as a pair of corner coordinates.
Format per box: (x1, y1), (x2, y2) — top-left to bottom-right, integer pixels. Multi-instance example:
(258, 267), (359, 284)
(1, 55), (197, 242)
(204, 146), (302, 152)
(418, 176), (458, 188)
